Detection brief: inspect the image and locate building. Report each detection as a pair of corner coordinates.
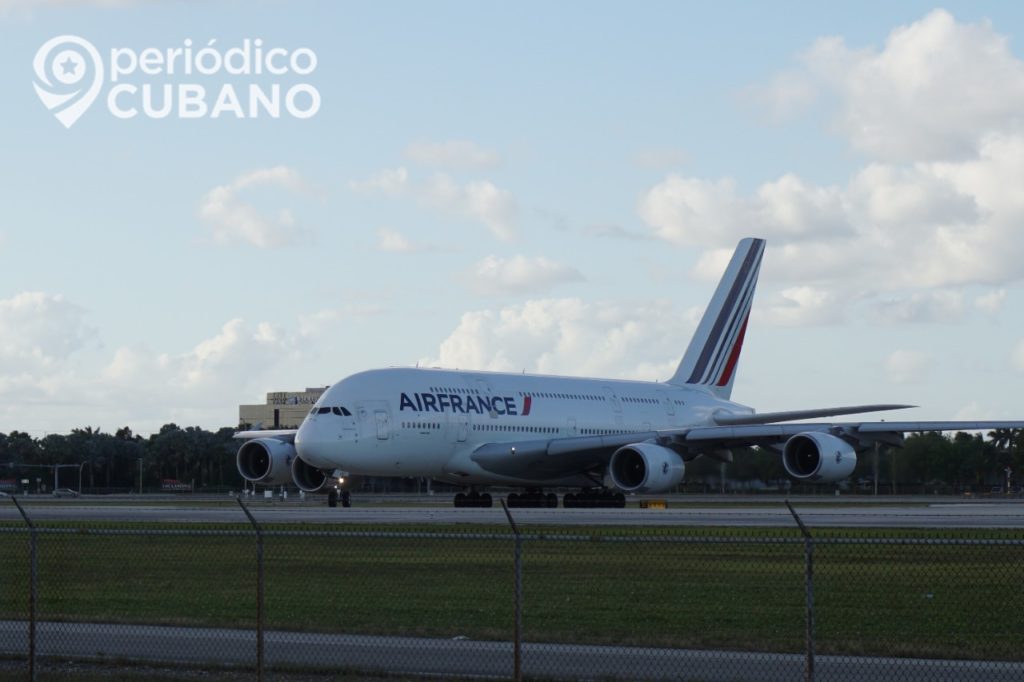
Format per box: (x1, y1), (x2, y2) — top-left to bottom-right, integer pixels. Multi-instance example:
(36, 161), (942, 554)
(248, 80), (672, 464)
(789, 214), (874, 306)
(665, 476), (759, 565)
(238, 387), (328, 429)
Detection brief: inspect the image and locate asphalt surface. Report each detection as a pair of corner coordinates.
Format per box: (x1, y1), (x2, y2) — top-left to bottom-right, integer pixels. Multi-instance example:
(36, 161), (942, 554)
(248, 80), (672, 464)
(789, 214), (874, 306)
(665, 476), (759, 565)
(2, 620), (1021, 682)
(4, 495), (1024, 528)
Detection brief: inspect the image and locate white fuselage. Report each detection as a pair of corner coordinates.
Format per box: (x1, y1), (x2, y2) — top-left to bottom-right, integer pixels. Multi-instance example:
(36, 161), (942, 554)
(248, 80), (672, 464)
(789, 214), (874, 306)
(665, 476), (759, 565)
(294, 367), (751, 487)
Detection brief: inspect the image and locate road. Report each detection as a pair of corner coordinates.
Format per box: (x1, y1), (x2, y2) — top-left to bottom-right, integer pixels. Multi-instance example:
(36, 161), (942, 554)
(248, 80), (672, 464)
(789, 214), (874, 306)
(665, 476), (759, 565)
(4, 496), (1024, 528)
(1, 620), (1021, 681)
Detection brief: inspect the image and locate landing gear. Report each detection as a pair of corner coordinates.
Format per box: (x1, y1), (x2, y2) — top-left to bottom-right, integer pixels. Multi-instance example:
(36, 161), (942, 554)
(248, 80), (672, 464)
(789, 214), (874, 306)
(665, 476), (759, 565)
(454, 490), (493, 508)
(563, 490), (626, 508)
(328, 489), (352, 508)
(506, 489), (558, 508)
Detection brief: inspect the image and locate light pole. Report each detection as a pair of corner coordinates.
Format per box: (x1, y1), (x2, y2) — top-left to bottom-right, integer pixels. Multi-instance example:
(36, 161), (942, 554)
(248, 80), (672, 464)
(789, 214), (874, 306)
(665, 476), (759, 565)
(53, 463), (84, 494)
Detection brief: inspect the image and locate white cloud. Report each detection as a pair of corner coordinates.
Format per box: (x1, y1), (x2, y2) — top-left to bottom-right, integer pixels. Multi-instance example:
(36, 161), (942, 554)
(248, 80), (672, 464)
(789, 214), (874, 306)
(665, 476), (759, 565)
(867, 291), (965, 325)
(638, 173), (848, 248)
(349, 167), (409, 195)
(421, 173), (519, 241)
(0, 292), (92, 370)
(659, 160), (1017, 324)
(755, 286), (843, 326)
(404, 140), (501, 170)
(103, 319), (290, 393)
(583, 224), (652, 241)
(885, 350), (934, 385)
(760, 10), (1024, 162)
(642, 12), (1024, 308)
(463, 255), (584, 296)
(975, 289), (1007, 314)
(351, 167), (519, 241)
(199, 166), (312, 249)
(375, 228), (436, 253)
(423, 298), (692, 381)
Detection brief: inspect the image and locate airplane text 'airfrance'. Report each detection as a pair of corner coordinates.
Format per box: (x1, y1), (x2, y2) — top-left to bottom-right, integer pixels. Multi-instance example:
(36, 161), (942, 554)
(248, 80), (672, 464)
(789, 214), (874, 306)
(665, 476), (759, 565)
(400, 392), (532, 416)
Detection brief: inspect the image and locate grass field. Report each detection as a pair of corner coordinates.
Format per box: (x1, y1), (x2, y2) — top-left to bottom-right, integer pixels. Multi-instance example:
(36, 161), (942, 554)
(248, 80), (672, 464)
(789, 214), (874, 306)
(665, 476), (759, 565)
(1, 521), (1022, 662)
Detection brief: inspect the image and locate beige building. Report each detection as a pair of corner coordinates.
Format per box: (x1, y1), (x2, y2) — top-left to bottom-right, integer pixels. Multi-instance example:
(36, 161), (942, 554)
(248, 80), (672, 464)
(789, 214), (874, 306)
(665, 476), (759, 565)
(238, 387), (328, 429)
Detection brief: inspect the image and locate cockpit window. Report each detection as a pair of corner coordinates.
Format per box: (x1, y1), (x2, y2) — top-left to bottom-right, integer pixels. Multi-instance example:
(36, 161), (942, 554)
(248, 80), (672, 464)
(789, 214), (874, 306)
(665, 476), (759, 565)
(328, 406), (353, 416)
(318, 407), (331, 414)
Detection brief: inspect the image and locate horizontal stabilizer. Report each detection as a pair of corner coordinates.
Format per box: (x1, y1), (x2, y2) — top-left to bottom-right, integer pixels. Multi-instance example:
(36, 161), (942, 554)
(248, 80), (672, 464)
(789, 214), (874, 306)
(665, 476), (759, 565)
(713, 404), (915, 426)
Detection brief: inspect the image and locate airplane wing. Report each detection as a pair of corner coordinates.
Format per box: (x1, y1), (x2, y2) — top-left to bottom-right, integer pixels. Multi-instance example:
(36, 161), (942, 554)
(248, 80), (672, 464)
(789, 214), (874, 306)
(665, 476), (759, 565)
(233, 429), (298, 443)
(470, 420), (1024, 480)
(682, 421), (1024, 449)
(711, 404), (914, 425)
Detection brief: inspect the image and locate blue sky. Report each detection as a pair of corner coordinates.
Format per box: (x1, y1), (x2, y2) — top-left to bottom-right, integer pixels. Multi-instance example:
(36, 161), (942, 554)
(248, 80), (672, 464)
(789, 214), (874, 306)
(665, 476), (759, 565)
(2, 1), (1023, 434)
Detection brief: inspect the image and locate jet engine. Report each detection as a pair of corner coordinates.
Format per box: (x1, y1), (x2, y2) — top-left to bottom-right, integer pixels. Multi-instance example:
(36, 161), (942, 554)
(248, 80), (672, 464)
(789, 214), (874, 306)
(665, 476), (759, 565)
(291, 455), (333, 493)
(608, 443), (686, 494)
(236, 438), (295, 486)
(782, 432), (857, 483)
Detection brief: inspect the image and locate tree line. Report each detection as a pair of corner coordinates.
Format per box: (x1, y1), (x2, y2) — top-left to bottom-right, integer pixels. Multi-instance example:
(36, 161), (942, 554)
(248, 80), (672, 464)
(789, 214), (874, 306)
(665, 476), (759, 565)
(0, 424), (240, 493)
(686, 428), (1024, 494)
(1, 426), (1021, 495)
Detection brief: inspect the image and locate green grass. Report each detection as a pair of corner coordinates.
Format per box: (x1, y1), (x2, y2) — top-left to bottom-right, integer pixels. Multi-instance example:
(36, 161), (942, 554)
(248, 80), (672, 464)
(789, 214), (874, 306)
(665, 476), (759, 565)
(1, 523), (1022, 662)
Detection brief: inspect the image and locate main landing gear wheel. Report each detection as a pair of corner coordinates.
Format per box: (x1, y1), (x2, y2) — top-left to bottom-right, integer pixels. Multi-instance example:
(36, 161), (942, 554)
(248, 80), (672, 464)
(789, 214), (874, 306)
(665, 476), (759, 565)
(454, 491), (493, 508)
(341, 490), (351, 508)
(563, 490), (626, 508)
(328, 490), (338, 508)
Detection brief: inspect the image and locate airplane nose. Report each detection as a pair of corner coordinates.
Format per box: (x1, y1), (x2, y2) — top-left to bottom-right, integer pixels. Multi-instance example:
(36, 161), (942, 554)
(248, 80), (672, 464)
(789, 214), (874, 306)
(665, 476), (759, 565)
(295, 418), (332, 468)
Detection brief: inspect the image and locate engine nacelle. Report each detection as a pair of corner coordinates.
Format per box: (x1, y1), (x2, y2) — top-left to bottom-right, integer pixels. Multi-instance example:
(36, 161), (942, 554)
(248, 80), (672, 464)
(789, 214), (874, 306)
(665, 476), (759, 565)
(291, 455), (334, 493)
(608, 443), (686, 494)
(236, 438), (295, 486)
(782, 432), (857, 483)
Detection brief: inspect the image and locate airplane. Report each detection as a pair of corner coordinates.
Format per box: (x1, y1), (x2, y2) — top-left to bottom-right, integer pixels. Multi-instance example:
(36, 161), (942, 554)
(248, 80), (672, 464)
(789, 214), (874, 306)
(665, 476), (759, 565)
(235, 237), (1024, 508)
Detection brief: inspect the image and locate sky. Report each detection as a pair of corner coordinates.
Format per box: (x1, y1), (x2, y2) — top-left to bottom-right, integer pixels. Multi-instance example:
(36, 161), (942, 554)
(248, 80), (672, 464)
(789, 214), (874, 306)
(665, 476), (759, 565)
(2, 1), (1024, 435)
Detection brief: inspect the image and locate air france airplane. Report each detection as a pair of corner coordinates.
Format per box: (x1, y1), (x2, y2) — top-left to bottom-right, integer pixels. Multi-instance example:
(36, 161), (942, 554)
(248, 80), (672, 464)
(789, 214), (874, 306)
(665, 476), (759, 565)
(235, 238), (1024, 508)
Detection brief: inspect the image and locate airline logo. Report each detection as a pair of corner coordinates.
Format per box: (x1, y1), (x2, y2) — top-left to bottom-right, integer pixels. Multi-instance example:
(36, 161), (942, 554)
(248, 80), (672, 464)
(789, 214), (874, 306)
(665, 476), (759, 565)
(686, 238), (764, 387)
(400, 392), (532, 416)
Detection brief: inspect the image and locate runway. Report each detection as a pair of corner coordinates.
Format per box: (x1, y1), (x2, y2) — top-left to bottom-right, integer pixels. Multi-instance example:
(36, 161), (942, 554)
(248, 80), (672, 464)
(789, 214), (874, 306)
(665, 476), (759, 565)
(2, 620), (1021, 682)
(4, 495), (1024, 528)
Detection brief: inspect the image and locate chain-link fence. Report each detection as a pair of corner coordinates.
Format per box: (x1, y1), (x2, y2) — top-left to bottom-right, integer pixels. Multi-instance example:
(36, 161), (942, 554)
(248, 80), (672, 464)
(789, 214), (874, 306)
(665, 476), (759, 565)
(2, 496), (1023, 681)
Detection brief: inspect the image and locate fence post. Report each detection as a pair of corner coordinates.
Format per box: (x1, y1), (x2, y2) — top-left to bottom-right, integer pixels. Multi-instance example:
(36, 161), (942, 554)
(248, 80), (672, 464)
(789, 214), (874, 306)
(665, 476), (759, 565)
(500, 499), (523, 682)
(11, 497), (37, 682)
(238, 498), (264, 682)
(785, 501), (814, 682)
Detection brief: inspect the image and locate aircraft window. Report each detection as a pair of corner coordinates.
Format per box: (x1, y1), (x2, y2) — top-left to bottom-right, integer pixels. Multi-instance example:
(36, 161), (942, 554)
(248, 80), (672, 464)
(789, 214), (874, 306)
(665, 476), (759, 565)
(332, 407), (343, 416)
(318, 407), (331, 414)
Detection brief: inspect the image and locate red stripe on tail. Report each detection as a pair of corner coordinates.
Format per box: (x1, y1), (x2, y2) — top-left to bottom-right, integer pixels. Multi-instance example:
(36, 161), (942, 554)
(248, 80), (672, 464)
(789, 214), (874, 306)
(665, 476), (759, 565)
(716, 316), (749, 387)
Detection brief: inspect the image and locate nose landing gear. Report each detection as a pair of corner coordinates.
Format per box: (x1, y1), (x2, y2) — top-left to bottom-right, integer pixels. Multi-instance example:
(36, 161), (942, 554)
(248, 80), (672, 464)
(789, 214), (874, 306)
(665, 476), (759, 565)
(327, 489), (352, 508)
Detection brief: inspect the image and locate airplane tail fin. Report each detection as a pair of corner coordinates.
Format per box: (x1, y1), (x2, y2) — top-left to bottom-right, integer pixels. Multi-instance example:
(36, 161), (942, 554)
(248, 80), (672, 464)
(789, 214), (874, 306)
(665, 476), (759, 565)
(667, 237), (765, 399)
